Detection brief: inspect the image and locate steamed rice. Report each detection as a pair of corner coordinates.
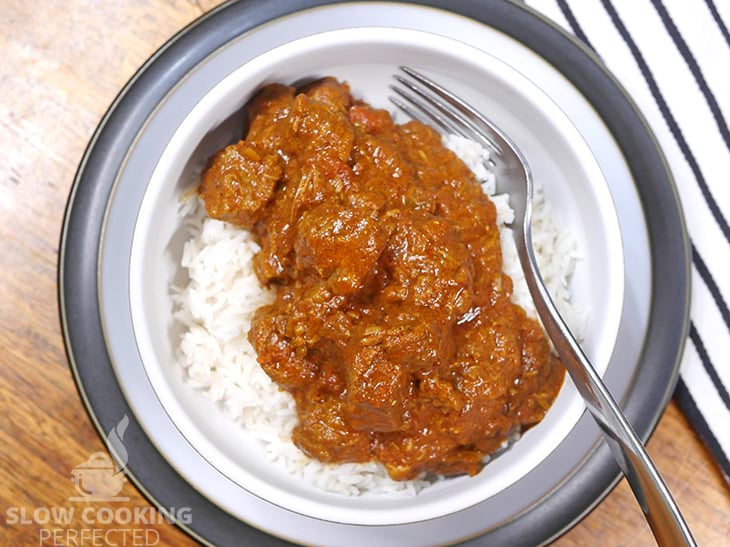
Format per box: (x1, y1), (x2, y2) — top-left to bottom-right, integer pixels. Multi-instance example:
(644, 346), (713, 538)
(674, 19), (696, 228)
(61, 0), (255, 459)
(172, 134), (583, 496)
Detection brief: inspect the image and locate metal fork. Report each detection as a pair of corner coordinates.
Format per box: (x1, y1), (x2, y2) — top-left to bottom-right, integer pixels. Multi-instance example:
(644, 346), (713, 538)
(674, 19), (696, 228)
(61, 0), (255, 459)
(391, 66), (695, 547)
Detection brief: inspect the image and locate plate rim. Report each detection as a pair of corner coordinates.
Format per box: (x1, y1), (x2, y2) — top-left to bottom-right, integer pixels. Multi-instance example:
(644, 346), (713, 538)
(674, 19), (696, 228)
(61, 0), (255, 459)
(58, 0), (690, 545)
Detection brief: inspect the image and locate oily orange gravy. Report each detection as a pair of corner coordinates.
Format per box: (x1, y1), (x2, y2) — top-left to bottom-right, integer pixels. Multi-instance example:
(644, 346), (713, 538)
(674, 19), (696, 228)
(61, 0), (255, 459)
(199, 78), (564, 480)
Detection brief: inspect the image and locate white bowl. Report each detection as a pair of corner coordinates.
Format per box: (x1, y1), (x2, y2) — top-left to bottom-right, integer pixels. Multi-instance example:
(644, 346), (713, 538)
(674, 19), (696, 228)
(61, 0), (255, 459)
(128, 27), (624, 526)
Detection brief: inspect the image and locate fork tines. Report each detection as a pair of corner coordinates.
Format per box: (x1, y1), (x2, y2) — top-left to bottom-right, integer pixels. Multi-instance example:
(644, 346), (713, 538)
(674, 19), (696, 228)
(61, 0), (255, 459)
(389, 66), (503, 157)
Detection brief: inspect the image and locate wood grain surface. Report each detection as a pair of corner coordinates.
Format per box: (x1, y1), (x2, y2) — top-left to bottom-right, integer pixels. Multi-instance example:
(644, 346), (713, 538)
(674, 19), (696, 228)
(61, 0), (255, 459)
(1, 1), (728, 545)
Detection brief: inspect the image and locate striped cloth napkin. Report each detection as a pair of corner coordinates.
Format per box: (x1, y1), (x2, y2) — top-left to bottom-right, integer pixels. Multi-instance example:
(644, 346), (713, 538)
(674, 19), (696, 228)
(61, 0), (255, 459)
(524, 0), (730, 482)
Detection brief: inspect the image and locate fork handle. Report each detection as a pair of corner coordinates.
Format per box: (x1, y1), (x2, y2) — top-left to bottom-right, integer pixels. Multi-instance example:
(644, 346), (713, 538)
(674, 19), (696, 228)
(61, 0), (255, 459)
(526, 275), (696, 546)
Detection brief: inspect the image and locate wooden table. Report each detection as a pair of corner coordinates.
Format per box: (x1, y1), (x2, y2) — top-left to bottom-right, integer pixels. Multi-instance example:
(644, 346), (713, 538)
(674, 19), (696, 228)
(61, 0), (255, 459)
(1, 1), (728, 545)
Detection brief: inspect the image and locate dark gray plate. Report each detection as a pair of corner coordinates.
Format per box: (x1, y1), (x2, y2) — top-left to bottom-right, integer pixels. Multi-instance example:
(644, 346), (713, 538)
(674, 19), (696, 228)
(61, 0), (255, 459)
(59, 1), (689, 545)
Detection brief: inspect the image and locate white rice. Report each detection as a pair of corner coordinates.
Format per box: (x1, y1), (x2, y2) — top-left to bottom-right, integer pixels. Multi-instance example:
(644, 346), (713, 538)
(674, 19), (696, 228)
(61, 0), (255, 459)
(172, 134), (582, 497)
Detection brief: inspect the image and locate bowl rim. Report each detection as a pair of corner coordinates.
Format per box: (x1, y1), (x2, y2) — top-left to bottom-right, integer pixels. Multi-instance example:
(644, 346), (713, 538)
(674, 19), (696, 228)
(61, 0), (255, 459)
(127, 26), (625, 527)
(58, 1), (689, 545)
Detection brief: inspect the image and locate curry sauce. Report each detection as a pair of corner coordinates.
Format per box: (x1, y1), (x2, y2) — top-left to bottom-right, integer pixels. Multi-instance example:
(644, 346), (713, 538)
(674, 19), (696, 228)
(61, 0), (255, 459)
(200, 78), (564, 480)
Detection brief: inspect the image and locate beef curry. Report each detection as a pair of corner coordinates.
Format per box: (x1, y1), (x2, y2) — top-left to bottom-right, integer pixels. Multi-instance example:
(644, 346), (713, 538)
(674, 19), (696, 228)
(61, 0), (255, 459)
(199, 78), (564, 480)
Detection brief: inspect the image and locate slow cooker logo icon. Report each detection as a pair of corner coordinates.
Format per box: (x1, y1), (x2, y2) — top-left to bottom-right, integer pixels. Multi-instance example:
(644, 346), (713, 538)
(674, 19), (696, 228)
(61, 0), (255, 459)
(69, 415), (130, 502)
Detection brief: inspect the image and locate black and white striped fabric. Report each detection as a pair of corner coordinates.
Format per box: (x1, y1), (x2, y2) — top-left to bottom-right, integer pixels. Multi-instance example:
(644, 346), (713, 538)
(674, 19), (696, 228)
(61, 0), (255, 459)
(524, 0), (730, 481)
